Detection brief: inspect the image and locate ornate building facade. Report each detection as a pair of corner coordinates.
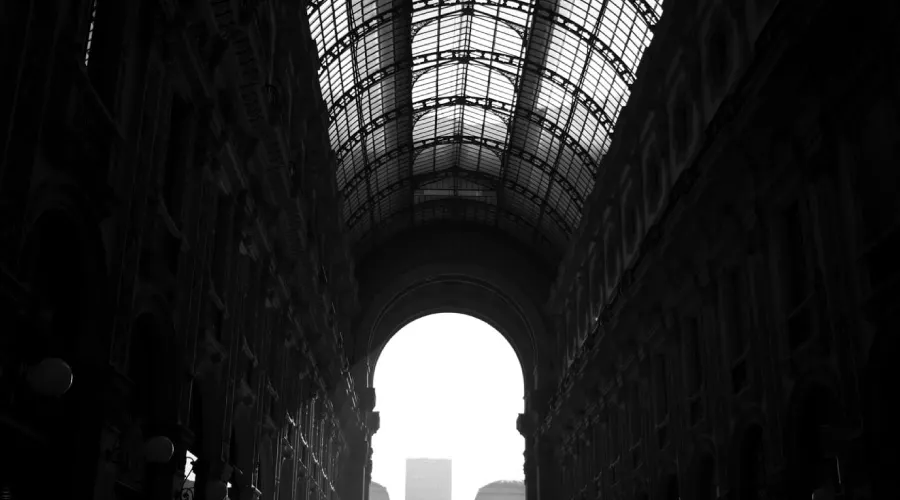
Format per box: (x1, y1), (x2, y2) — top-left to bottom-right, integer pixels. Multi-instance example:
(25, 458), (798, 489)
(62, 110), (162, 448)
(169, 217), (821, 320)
(368, 482), (390, 500)
(474, 480), (526, 500)
(0, 0), (895, 500)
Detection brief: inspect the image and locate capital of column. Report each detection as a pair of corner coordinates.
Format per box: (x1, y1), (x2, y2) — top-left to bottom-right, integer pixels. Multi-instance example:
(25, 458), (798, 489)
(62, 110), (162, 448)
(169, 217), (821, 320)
(360, 387), (376, 412)
(366, 411), (380, 435)
(517, 411), (539, 438)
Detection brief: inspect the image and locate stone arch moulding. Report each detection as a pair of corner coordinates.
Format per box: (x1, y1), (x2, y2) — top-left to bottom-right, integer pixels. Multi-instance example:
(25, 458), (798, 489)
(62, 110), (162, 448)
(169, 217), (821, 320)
(18, 174), (110, 368)
(351, 227), (557, 409)
(360, 265), (545, 396)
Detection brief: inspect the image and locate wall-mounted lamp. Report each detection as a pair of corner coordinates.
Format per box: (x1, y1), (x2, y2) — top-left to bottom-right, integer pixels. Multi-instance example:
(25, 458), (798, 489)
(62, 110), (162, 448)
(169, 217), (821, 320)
(206, 480), (228, 500)
(27, 358), (73, 397)
(144, 436), (176, 464)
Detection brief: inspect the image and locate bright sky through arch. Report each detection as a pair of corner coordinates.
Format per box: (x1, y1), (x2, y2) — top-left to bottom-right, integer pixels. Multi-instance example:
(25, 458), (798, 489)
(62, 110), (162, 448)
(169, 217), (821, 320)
(371, 313), (525, 500)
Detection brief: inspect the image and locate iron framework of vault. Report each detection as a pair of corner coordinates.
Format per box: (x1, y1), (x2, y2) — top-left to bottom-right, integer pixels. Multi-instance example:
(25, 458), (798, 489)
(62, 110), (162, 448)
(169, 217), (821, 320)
(306, 0), (663, 258)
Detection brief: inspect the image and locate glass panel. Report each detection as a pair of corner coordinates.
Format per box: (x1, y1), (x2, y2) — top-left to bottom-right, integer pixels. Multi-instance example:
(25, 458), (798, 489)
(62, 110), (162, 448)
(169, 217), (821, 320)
(307, 0), (662, 246)
(412, 144), (456, 175)
(459, 144), (502, 175)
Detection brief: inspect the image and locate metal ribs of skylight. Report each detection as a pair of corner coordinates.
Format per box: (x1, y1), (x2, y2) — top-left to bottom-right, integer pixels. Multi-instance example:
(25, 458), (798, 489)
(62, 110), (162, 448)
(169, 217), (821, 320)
(327, 37), (399, 163)
(305, 0), (662, 247)
(335, 95), (601, 200)
(339, 135), (584, 211)
(343, 164), (572, 231)
(306, 0), (662, 29)
(506, 0), (655, 233)
(309, 0), (407, 229)
(408, 1), (529, 213)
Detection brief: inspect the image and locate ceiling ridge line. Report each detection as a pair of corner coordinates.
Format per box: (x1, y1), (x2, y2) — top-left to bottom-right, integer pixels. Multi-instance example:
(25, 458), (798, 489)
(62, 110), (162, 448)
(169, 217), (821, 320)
(494, 0), (555, 237)
(532, 0), (613, 244)
(342, 0), (380, 242)
(390, 0), (416, 240)
(450, 5), (478, 206)
(467, 0), (520, 211)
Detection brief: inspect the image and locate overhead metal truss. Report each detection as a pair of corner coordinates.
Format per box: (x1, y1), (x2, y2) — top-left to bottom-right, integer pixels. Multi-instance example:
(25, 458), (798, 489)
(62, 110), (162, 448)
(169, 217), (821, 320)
(353, 197), (559, 252)
(306, 0), (663, 254)
(307, 0), (661, 36)
(315, 0), (636, 83)
(333, 94), (600, 177)
(339, 135), (584, 207)
(327, 49), (615, 136)
(344, 166), (574, 233)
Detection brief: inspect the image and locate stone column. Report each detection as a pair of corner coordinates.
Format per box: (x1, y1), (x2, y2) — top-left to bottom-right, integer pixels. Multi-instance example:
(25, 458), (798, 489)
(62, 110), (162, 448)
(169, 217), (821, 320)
(338, 427), (369, 500)
(364, 445), (374, 500)
(518, 412), (538, 500)
(535, 432), (561, 500)
(523, 441), (538, 500)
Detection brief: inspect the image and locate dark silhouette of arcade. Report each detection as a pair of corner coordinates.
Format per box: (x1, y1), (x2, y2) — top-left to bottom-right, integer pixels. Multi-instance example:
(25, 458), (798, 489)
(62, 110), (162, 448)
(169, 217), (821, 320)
(0, 0), (896, 499)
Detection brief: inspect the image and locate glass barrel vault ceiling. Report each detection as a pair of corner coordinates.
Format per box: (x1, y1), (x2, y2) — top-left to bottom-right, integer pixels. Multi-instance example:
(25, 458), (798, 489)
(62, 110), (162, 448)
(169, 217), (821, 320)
(306, 0), (664, 256)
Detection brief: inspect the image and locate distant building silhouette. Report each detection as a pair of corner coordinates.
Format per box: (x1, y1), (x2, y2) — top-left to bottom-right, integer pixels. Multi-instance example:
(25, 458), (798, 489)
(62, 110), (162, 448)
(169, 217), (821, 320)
(369, 481), (391, 500)
(473, 480), (525, 500)
(405, 458), (452, 500)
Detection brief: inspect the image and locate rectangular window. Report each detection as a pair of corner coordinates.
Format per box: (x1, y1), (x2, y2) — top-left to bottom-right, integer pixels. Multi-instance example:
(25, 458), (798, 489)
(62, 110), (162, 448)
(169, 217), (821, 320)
(683, 317), (703, 394)
(593, 423), (604, 478)
(780, 200), (818, 350)
(726, 268), (748, 361)
(683, 317), (705, 425)
(654, 354), (668, 422)
(783, 201), (811, 311)
(211, 196), (234, 293)
(723, 266), (752, 393)
(163, 97), (193, 224)
(630, 383), (643, 441)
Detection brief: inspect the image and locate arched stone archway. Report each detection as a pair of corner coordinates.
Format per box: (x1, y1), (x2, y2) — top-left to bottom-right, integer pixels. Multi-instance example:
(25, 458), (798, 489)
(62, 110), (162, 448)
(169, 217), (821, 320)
(353, 228), (553, 406)
(351, 226), (555, 500)
(370, 313), (526, 500)
(353, 226), (556, 406)
(365, 274), (539, 395)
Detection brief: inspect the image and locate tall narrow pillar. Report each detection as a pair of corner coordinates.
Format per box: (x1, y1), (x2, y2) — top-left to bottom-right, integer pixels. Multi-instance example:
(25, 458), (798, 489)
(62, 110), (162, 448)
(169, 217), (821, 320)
(339, 433), (369, 500)
(535, 433), (561, 500)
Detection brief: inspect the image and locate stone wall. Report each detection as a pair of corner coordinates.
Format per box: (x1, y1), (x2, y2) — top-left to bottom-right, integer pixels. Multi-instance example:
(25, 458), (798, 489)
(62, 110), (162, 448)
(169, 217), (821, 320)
(0, 1), (367, 499)
(539, 1), (898, 500)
